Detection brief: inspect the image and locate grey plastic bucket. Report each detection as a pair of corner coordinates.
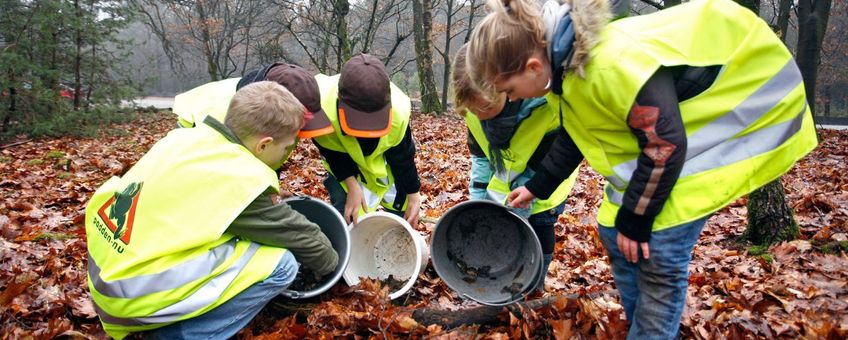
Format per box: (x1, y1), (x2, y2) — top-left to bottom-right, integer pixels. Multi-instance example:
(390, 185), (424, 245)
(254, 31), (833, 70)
(279, 196), (351, 299)
(430, 200), (543, 306)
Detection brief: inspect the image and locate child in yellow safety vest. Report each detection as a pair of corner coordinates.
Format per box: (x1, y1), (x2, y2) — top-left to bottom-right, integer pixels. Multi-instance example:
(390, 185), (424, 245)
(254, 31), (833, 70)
(311, 54), (422, 226)
(85, 82), (338, 339)
(464, 0), (817, 338)
(450, 44), (579, 290)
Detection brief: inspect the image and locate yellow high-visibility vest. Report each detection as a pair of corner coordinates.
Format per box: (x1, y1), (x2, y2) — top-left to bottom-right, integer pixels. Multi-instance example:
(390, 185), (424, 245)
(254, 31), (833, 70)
(464, 104), (578, 214)
(556, 0), (817, 230)
(172, 78), (241, 127)
(85, 122), (285, 338)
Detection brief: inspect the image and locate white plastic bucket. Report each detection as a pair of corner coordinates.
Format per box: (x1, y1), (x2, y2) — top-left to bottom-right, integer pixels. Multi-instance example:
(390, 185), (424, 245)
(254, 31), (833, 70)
(343, 212), (429, 300)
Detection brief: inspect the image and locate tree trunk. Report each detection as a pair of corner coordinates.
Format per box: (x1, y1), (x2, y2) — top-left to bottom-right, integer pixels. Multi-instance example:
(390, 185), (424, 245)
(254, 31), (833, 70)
(733, 0), (760, 14)
(73, 0), (82, 110)
(744, 179), (799, 246)
(663, 0), (682, 8)
(796, 0), (832, 114)
(334, 0), (352, 71)
(776, 0), (792, 41)
(743, 0), (828, 248)
(412, 0), (443, 114)
(196, 1), (219, 81)
(2, 66), (15, 133)
(824, 85), (831, 117)
(86, 39), (95, 105)
(463, 0), (481, 43)
(440, 0), (455, 110)
(48, 29), (59, 116)
(2, 86), (14, 133)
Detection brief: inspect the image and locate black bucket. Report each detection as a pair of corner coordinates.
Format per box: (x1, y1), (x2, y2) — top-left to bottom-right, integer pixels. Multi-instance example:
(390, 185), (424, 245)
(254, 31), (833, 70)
(430, 200), (543, 305)
(279, 196), (351, 299)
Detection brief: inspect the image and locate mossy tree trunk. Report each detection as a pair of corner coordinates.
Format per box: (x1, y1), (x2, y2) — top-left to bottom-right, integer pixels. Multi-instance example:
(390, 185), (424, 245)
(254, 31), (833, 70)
(412, 0), (443, 114)
(743, 179), (799, 246)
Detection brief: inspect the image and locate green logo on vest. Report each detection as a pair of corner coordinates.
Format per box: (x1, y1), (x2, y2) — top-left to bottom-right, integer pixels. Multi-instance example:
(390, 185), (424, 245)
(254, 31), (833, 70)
(96, 182), (143, 246)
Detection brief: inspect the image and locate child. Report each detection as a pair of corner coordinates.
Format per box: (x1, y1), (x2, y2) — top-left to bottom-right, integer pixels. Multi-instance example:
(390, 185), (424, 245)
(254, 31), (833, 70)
(451, 44), (579, 289)
(173, 63), (335, 138)
(85, 81), (339, 339)
(465, 0), (817, 337)
(312, 54), (422, 226)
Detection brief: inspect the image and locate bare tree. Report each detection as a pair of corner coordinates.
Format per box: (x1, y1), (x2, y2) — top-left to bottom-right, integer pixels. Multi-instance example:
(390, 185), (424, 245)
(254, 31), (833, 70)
(270, 0), (414, 75)
(796, 0), (833, 114)
(816, 0), (847, 117)
(638, 0), (680, 10)
(129, 0), (265, 81)
(413, 0), (442, 113)
(776, 0), (792, 41)
(434, 0), (483, 109)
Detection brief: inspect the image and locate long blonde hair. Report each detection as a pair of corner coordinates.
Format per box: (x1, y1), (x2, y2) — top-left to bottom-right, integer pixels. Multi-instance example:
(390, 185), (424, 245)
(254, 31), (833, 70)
(466, 0), (547, 102)
(466, 0), (611, 100)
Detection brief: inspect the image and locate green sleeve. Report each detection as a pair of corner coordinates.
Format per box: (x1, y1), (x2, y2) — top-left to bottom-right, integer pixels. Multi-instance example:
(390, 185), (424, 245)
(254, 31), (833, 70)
(227, 191), (339, 276)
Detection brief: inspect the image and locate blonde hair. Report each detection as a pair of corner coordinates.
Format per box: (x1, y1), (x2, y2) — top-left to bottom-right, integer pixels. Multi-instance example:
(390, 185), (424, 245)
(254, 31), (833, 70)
(466, 0), (547, 102)
(466, 0), (610, 101)
(225, 81), (304, 142)
(450, 44), (476, 114)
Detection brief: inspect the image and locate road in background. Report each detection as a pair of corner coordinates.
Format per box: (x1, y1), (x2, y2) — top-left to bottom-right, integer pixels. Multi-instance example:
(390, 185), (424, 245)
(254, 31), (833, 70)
(125, 96), (174, 109)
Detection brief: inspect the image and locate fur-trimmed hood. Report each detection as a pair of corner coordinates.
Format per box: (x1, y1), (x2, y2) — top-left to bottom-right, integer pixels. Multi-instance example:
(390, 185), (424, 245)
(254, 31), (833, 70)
(545, 0), (613, 78)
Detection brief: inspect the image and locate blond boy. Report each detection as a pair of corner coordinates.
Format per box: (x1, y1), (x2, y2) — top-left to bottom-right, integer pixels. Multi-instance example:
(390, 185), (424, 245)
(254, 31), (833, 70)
(85, 81), (338, 339)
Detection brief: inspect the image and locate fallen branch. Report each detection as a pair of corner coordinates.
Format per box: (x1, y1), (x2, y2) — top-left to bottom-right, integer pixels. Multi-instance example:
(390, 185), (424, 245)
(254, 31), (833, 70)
(269, 289), (618, 329)
(0, 139), (32, 149)
(411, 289), (618, 329)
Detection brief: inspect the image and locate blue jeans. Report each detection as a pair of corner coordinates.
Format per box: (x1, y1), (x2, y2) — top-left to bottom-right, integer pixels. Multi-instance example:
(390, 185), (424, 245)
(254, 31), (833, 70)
(149, 250), (299, 339)
(527, 203), (565, 289)
(598, 217), (707, 340)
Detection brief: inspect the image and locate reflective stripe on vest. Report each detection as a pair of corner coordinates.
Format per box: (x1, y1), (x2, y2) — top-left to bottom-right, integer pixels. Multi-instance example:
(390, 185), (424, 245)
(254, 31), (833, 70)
(607, 102), (807, 204)
(607, 60), (806, 189)
(89, 238), (238, 298)
(558, 0), (817, 230)
(92, 242), (260, 326)
(85, 124), (285, 337)
(486, 169), (518, 203)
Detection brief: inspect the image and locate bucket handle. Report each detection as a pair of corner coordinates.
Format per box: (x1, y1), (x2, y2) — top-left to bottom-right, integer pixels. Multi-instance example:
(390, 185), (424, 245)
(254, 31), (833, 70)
(279, 289), (304, 299)
(460, 293), (514, 306)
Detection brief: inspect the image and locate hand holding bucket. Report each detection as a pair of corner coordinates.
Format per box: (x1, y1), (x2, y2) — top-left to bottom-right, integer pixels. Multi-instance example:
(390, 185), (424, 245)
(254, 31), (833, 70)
(343, 212), (429, 300)
(278, 196), (351, 299)
(430, 200), (544, 306)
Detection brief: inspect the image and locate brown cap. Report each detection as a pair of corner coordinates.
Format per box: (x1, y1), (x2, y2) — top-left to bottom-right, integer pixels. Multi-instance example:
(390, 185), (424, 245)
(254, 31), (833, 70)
(338, 54), (392, 138)
(265, 63), (333, 138)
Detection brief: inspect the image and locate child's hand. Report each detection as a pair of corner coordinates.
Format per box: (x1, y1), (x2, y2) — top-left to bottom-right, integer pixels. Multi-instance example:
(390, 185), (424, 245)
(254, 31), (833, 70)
(507, 186), (535, 209)
(343, 177), (368, 225)
(404, 192), (421, 226)
(616, 232), (650, 263)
